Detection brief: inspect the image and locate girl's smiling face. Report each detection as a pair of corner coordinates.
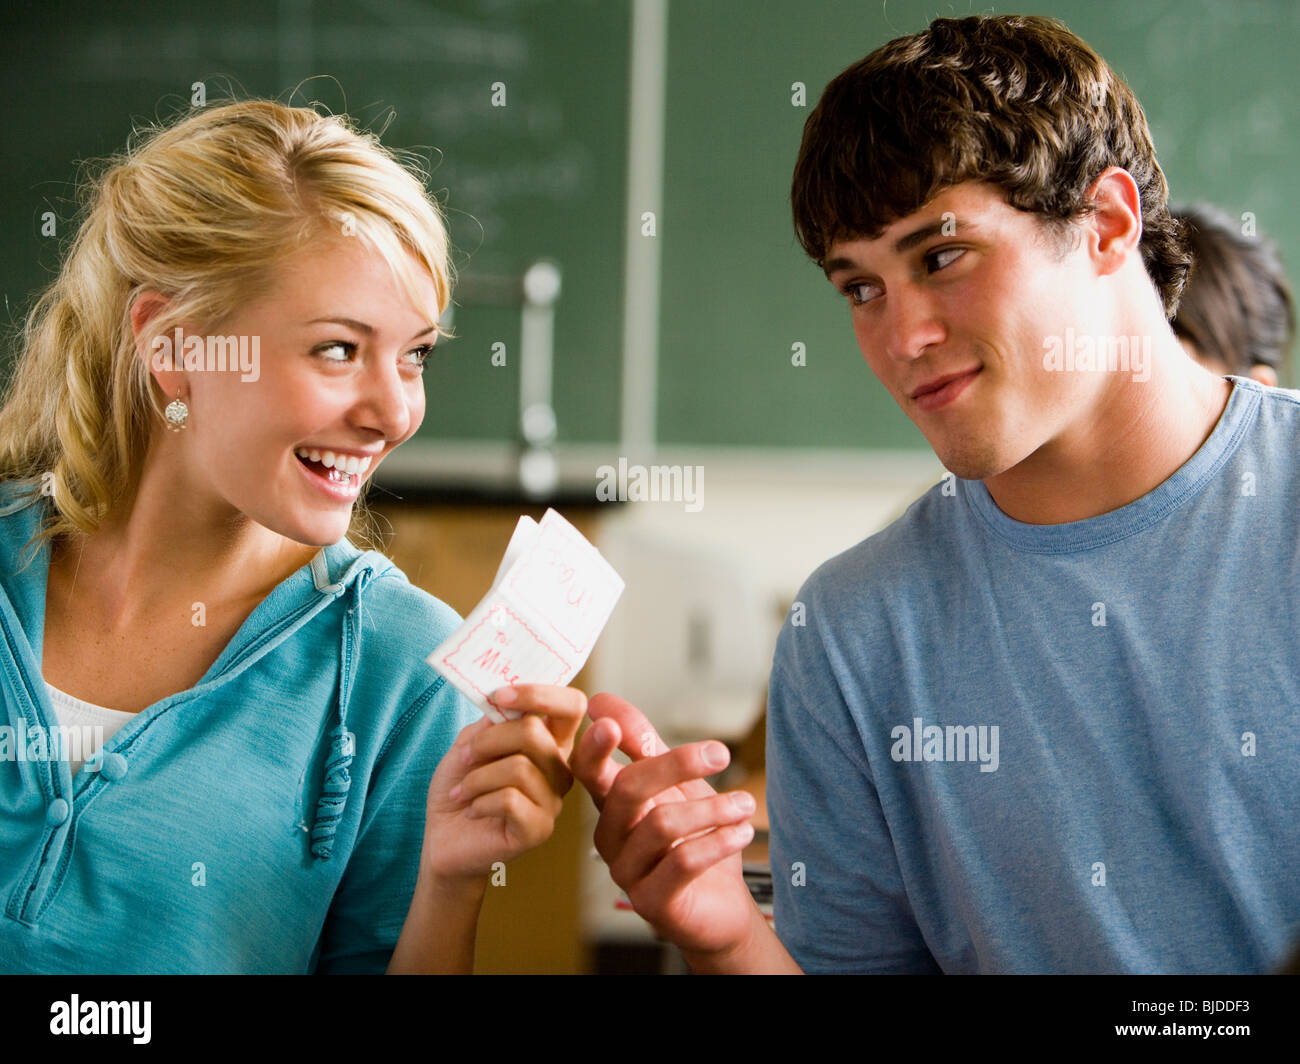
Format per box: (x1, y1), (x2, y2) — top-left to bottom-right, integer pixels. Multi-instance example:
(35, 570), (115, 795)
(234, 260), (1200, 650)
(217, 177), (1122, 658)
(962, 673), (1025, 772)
(152, 234), (440, 547)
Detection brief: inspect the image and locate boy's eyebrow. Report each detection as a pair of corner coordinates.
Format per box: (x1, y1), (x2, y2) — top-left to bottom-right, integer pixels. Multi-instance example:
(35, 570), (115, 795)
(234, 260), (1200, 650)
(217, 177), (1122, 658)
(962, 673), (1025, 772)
(822, 219), (977, 277)
(306, 316), (437, 342)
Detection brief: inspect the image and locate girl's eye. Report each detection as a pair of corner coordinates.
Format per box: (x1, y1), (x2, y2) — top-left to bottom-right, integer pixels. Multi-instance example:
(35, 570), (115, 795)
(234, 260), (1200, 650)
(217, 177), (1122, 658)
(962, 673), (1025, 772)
(927, 247), (966, 271)
(314, 340), (433, 368)
(406, 344), (435, 369)
(315, 341), (354, 362)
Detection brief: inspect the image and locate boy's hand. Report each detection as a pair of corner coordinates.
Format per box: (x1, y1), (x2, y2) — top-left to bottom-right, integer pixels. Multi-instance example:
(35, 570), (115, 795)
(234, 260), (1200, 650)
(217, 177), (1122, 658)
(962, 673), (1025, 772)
(572, 692), (762, 958)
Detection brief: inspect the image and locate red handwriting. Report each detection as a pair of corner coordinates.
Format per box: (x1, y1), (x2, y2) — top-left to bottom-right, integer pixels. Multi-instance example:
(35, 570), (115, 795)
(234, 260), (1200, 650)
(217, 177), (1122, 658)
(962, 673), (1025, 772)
(441, 606), (571, 704)
(507, 521), (616, 655)
(470, 648), (521, 685)
(544, 546), (589, 609)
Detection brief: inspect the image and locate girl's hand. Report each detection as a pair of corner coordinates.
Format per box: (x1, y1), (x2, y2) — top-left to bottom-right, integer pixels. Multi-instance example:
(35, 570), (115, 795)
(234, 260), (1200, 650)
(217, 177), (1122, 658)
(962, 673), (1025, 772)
(420, 684), (587, 884)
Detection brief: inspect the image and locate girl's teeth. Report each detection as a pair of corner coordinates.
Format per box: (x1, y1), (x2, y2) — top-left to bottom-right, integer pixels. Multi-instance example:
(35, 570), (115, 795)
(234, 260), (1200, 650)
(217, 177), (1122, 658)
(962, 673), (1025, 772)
(295, 448), (373, 476)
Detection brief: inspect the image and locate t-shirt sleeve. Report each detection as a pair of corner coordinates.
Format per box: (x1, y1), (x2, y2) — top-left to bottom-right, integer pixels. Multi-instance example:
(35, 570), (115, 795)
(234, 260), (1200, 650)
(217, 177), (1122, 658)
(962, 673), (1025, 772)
(311, 676), (480, 974)
(767, 633), (941, 974)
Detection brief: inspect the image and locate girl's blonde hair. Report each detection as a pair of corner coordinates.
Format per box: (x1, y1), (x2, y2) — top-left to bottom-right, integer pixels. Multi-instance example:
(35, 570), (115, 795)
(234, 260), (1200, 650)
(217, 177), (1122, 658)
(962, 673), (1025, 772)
(0, 97), (453, 570)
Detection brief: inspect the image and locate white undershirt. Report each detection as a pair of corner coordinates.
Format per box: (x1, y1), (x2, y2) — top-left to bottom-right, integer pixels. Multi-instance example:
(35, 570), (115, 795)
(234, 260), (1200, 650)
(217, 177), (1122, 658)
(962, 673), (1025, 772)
(43, 682), (136, 778)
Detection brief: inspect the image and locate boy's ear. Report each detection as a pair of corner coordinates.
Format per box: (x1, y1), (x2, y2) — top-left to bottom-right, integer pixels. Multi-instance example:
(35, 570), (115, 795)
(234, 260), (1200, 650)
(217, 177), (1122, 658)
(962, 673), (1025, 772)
(1084, 168), (1143, 278)
(1248, 364), (1278, 388)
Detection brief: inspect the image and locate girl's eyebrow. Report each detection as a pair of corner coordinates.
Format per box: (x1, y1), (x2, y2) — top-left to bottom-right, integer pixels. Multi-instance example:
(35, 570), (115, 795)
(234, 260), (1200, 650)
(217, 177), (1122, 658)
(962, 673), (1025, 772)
(305, 316), (436, 342)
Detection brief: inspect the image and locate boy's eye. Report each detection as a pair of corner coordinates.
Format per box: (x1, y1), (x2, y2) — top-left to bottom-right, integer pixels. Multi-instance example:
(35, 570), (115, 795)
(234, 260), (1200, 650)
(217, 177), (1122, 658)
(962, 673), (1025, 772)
(845, 282), (881, 306)
(840, 247), (967, 306)
(927, 247), (966, 271)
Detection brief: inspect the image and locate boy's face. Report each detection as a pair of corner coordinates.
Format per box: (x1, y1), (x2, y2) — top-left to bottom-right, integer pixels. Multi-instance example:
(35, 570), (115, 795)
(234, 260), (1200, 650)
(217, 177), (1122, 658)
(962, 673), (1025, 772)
(823, 181), (1111, 481)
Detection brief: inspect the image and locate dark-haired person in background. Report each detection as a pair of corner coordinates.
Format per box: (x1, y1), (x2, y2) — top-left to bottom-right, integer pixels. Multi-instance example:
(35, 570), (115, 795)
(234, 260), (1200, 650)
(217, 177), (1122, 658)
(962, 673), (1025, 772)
(1171, 203), (1295, 387)
(572, 14), (1300, 974)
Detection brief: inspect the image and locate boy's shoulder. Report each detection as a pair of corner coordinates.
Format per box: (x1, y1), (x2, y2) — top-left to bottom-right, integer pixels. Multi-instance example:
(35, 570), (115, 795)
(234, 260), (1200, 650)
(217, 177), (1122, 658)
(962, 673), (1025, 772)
(799, 479), (956, 608)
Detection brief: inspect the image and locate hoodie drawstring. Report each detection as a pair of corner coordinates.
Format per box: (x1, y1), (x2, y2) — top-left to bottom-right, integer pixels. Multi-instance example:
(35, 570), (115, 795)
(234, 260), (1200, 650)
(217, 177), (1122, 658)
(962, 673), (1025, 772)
(309, 562), (375, 860)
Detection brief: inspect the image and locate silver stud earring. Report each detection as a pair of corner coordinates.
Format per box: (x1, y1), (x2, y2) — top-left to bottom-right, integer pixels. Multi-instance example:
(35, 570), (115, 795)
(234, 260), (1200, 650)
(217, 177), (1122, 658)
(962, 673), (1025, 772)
(164, 393), (189, 431)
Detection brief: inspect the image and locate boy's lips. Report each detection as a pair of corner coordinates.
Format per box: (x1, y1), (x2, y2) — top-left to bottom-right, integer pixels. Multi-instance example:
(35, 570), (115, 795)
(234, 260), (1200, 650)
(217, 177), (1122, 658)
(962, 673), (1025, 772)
(911, 367), (981, 412)
(909, 367), (982, 400)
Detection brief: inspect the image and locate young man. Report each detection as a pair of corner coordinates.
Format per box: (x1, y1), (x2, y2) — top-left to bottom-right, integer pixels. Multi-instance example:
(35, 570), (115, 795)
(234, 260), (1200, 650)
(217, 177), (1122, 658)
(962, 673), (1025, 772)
(572, 14), (1300, 973)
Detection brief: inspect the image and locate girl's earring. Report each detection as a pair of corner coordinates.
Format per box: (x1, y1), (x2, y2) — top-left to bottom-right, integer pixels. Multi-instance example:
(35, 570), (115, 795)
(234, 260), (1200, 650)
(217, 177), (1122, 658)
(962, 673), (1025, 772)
(164, 393), (189, 431)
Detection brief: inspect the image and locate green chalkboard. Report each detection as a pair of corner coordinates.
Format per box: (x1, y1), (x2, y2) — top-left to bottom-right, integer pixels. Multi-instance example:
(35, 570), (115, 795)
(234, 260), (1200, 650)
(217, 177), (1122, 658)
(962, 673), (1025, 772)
(657, 0), (1300, 448)
(2, 1), (1296, 455)
(0, 0), (629, 447)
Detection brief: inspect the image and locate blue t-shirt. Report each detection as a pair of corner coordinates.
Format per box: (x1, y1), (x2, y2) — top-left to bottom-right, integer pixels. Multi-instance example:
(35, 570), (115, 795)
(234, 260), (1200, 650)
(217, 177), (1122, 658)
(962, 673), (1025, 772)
(768, 376), (1300, 974)
(0, 481), (479, 973)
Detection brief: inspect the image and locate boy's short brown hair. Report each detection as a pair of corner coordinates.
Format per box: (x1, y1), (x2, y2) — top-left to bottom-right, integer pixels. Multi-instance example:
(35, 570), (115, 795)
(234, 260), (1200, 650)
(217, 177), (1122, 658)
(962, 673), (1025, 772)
(791, 15), (1190, 318)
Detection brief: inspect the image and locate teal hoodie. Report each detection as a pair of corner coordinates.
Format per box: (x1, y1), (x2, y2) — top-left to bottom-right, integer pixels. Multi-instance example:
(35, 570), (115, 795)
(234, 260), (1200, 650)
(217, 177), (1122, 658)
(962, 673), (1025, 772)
(0, 479), (478, 973)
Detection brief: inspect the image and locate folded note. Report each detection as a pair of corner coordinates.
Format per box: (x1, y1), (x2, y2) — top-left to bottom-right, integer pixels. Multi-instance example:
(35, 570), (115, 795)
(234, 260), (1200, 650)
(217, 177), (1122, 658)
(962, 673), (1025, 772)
(426, 509), (625, 722)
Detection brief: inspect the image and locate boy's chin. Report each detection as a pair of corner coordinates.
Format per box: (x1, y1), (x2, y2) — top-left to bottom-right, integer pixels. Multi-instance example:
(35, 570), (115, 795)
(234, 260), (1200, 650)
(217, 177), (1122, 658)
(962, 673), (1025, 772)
(933, 442), (1016, 484)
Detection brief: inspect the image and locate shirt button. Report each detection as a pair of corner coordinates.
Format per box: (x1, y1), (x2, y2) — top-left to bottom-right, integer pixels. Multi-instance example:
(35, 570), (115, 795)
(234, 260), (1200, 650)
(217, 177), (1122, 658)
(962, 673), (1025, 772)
(46, 798), (69, 826)
(101, 753), (128, 781)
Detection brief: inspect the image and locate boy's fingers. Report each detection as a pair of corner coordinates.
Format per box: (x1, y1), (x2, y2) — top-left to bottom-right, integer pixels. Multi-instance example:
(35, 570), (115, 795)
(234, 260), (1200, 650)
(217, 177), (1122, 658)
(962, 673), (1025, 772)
(638, 822), (754, 899)
(593, 742), (729, 855)
(604, 740), (730, 815)
(572, 716), (623, 809)
(587, 692), (669, 761)
(609, 791), (756, 887)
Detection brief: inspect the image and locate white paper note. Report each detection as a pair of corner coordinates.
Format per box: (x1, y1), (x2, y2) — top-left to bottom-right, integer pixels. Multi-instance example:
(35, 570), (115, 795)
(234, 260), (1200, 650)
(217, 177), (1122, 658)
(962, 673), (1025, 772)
(426, 509), (625, 722)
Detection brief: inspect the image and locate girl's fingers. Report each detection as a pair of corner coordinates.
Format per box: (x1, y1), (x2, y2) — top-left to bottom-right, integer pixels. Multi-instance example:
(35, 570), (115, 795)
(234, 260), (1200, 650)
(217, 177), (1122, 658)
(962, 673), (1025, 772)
(455, 754), (567, 814)
(491, 685), (588, 748)
(463, 787), (556, 849)
(465, 713), (572, 795)
(455, 717), (493, 746)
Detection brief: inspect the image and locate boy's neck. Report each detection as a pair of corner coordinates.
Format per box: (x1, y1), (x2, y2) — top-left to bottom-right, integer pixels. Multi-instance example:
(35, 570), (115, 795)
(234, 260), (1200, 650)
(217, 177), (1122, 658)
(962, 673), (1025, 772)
(983, 332), (1234, 525)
